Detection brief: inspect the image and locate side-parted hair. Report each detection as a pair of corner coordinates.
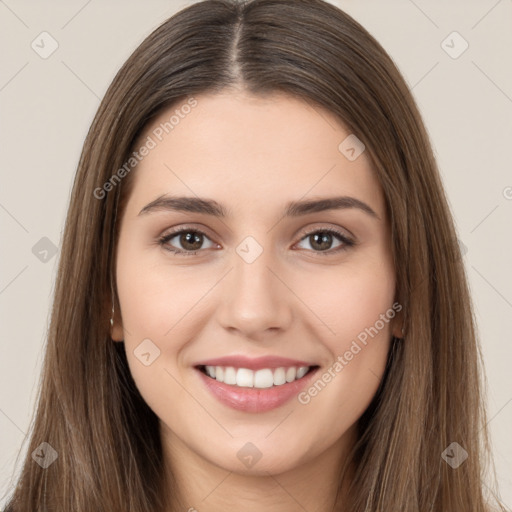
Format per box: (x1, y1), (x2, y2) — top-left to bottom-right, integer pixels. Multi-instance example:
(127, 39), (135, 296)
(4, 1), (507, 510)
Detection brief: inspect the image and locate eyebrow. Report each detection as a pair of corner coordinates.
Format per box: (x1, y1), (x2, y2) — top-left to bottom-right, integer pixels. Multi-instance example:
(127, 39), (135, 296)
(138, 194), (380, 220)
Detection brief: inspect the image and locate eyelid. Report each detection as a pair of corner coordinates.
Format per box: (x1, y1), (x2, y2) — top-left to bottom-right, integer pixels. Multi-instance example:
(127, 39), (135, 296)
(160, 223), (216, 239)
(296, 222), (354, 240)
(160, 222), (353, 242)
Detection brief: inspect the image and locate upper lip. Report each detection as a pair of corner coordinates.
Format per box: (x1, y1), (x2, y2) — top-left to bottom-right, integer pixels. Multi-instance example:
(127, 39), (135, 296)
(194, 355), (317, 371)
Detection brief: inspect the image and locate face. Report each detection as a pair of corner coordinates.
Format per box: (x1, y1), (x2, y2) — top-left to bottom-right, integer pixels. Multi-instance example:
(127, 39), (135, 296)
(111, 90), (402, 477)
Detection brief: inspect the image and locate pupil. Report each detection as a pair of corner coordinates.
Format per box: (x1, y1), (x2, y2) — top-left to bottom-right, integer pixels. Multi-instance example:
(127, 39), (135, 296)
(181, 232), (202, 250)
(312, 233), (331, 251)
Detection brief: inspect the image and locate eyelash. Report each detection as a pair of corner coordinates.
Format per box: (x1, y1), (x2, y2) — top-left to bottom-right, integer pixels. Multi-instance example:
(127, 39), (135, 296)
(158, 226), (356, 257)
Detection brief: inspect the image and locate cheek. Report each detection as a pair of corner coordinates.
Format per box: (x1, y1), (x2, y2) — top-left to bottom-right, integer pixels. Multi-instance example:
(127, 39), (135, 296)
(294, 257), (395, 423)
(302, 257), (396, 351)
(296, 257), (395, 402)
(116, 244), (208, 342)
(115, 253), (203, 417)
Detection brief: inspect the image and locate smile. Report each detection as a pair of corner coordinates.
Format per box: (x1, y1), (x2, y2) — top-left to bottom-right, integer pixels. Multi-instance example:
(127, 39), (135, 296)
(198, 365), (315, 388)
(193, 356), (320, 413)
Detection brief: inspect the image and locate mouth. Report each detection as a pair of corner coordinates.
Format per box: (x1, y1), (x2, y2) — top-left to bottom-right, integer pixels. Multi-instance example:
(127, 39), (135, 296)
(194, 363), (320, 413)
(196, 364), (319, 388)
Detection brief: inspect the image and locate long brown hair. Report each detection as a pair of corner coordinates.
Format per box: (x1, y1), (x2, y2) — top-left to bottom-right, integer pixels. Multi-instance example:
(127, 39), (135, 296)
(3, 0), (507, 510)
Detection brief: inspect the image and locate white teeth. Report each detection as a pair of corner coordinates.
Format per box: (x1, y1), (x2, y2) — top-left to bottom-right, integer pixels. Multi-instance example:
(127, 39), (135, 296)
(285, 367), (297, 382)
(204, 365), (312, 388)
(236, 368), (254, 387)
(296, 366), (309, 379)
(273, 367), (286, 386)
(223, 366), (237, 385)
(254, 369), (274, 388)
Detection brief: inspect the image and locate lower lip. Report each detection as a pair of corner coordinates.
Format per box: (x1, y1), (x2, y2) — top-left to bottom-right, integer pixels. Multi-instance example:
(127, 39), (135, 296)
(196, 367), (319, 413)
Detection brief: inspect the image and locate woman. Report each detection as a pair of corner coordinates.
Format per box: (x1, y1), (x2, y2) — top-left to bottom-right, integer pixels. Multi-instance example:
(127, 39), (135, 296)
(3, 0), (507, 510)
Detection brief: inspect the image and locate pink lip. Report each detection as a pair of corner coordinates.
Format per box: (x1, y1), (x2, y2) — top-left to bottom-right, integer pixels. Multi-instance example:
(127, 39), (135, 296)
(193, 355), (315, 371)
(195, 366), (320, 413)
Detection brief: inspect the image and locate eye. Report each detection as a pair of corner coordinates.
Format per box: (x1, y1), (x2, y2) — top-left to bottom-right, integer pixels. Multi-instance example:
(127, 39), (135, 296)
(158, 227), (217, 256)
(158, 226), (355, 257)
(295, 228), (355, 255)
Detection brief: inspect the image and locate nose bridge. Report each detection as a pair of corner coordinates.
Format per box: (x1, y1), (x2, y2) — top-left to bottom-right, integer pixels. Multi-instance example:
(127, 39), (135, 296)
(216, 235), (292, 336)
(235, 239), (274, 298)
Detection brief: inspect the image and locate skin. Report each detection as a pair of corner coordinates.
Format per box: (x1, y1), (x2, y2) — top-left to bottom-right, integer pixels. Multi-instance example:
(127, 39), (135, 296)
(111, 90), (403, 512)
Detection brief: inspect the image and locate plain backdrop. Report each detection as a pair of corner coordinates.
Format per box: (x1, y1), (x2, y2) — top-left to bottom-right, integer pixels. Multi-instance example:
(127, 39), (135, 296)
(1, 0), (511, 508)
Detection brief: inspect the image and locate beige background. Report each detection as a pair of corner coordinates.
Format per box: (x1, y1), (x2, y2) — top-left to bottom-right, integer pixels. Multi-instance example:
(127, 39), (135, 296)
(1, 0), (511, 508)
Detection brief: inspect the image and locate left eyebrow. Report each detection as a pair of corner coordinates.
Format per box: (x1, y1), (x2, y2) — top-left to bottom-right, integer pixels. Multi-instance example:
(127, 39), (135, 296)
(138, 194), (380, 220)
(285, 196), (380, 220)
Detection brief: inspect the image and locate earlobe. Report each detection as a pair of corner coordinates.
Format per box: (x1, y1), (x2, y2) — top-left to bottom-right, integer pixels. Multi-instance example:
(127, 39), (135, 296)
(110, 304), (124, 341)
(390, 304), (405, 339)
(110, 320), (124, 342)
(105, 292), (124, 342)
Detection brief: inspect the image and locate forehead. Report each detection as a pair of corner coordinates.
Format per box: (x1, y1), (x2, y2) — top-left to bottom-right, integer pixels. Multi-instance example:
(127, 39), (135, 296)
(123, 91), (386, 221)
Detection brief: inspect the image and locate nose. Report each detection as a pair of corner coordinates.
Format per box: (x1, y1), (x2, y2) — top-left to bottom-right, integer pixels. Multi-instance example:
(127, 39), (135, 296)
(215, 242), (293, 339)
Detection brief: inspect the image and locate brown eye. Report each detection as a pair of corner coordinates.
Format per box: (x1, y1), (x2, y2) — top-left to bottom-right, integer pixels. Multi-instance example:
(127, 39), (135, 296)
(176, 231), (203, 251)
(295, 228), (355, 255)
(158, 228), (215, 256)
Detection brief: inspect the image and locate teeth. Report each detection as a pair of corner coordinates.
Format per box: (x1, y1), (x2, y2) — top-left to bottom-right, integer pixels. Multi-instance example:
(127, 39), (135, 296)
(224, 366), (237, 385)
(296, 366), (308, 379)
(236, 368), (254, 387)
(285, 367), (296, 382)
(254, 369), (274, 388)
(203, 365), (311, 388)
(273, 367), (286, 385)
